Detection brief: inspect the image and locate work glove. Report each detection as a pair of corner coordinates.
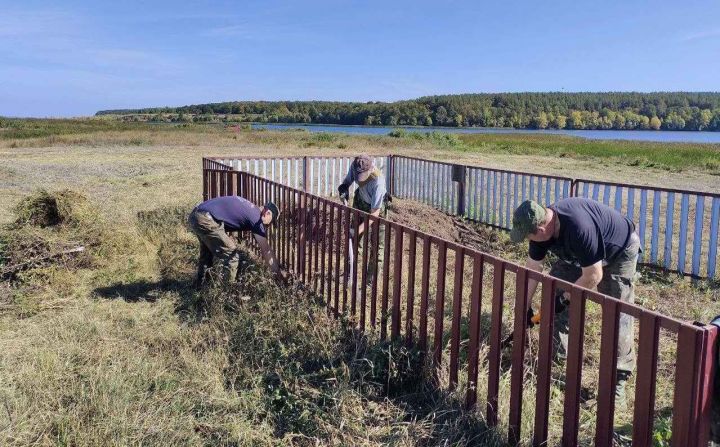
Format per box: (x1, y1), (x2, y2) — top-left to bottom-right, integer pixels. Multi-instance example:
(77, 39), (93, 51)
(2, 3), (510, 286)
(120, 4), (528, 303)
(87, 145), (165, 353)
(527, 307), (540, 328)
(555, 290), (569, 313)
(338, 183), (350, 201)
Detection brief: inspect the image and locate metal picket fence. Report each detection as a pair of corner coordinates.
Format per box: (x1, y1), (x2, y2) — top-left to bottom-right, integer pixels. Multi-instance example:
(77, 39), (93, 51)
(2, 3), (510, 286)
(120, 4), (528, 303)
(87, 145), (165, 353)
(202, 158), (719, 446)
(205, 155), (388, 199)
(392, 155), (574, 230)
(205, 154), (720, 280)
(573, 180), (720, 279)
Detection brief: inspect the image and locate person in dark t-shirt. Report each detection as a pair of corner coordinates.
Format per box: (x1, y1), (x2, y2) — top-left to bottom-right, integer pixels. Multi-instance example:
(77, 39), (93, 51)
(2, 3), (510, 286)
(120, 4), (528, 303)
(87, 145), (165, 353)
(510, 197), (640, 405)
(188, 196), (282, 286)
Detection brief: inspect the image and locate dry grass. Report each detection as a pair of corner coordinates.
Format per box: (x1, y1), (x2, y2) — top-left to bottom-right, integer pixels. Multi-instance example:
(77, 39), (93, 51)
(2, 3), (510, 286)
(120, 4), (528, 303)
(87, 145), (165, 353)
(0, 124), (718, 446)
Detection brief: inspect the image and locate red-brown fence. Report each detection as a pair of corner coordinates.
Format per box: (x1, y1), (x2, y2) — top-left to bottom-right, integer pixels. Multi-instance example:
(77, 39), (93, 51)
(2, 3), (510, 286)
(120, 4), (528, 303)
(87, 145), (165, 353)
(206, 154), (720, 280)
(202, 158), (718, 446)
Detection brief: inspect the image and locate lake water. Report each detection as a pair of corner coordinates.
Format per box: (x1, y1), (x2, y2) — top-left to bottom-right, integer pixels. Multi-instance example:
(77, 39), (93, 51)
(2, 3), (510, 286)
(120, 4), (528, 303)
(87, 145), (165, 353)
(252, 123), (720, 144)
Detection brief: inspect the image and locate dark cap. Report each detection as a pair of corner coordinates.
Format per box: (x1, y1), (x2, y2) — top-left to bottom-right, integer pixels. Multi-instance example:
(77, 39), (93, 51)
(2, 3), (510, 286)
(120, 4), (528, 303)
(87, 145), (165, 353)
(353, 154), (374, 182)
(264, 202), (279, 224)
(509, 200), (547, 243)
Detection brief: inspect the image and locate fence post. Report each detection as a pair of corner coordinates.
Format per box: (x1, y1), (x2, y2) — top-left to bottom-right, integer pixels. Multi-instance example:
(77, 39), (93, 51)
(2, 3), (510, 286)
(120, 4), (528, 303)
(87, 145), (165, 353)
(202, 159), (208, 201)
(452, 164), (466, 217)
(387, 155), (395, 196)
(695, 321), (719, 446)
(303, 156), (310, 192)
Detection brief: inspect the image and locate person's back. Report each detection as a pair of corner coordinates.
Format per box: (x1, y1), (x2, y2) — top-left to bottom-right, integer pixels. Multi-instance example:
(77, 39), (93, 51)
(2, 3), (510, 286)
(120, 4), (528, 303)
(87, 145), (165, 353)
(195, 196), (266, 236)
(189, 196), (280, 286)
(529, 197), (634, 267)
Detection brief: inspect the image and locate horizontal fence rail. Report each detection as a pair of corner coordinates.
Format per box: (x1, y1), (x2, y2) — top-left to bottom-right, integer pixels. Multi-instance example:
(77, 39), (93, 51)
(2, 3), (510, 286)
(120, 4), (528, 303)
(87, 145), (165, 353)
(205, 153), (720, 279)
(202, 158), (718, 446)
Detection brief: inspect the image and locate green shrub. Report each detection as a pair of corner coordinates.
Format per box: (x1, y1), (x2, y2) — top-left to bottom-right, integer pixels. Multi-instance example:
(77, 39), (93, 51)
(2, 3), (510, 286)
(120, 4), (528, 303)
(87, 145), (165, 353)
(424, 131), (461, 147)
(312, 132), (336, 142)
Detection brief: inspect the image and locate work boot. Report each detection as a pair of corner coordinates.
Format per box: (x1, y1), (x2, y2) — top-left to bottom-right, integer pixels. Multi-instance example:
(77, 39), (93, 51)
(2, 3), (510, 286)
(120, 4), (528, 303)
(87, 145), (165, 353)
(615, 370), (631, 411)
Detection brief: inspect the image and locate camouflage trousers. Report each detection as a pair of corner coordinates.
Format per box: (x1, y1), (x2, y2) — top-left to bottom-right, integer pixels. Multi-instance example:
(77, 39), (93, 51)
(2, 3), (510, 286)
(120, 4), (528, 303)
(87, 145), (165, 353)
(352, 194), (387, 281)
(550, 233), (641, 374)
(188, 209), (239, 285)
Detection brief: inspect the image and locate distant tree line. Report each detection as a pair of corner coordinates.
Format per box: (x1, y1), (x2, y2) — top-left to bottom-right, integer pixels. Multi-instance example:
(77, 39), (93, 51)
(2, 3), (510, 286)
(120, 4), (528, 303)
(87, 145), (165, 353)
(96, 92), (720, 131)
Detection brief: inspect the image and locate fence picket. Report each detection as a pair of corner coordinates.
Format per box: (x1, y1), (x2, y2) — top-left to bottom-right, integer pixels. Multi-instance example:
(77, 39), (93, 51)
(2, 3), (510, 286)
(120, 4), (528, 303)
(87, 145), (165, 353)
(433, 240), (447, 370)
(465, 252), (483, 409)
(487, 259), (505, 427)
(708, 198), (720, 278)
(203, 160), (717, 446)
(664, 192), (675, 269)
(419, 236), (431, 352)
(449, 247), (465, 389)
(678, 194), (690, 272)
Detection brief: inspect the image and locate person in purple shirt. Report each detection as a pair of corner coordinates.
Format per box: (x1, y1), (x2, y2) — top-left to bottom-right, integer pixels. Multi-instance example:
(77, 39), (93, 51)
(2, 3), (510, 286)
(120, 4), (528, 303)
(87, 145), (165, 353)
(188, 196), (281, 286)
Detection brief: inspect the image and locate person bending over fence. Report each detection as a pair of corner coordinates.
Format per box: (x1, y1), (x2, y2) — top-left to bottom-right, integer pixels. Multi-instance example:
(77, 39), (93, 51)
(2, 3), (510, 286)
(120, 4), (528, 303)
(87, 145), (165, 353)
(510, 197), (641, 407)
(188, 196), (282, 287)
(337, 154), (390, 283)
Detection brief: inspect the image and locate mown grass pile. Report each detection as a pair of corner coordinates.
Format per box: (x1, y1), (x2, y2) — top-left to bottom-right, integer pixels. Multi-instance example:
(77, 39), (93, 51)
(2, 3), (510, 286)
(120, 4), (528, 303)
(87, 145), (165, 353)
(0, 189), (110, 315)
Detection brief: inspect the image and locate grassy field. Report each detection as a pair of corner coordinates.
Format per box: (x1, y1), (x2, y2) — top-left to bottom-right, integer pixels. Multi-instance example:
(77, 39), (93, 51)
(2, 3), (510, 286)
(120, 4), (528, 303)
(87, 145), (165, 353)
(456, 132), (720, 174)
(0, 119), (718, 445)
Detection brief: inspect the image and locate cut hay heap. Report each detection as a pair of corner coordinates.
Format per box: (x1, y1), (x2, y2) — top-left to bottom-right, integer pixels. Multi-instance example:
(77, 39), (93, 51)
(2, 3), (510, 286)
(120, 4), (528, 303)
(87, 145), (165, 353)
(0, 190), (107, 313)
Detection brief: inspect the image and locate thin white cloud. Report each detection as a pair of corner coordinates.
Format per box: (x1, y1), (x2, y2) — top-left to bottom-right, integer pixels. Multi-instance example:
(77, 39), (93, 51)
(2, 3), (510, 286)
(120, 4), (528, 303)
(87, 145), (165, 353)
(203, 19), (320, 43)
(206, 24), (255, 38)
(680, 29), (720, 42)
(0, 8), (186, 78)
(0, 9), (80, 38)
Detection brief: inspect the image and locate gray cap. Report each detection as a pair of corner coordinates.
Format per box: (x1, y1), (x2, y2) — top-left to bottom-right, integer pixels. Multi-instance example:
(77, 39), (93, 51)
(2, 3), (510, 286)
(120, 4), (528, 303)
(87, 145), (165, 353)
(509, 200), (547, 243)
(353, 154), (374, 182)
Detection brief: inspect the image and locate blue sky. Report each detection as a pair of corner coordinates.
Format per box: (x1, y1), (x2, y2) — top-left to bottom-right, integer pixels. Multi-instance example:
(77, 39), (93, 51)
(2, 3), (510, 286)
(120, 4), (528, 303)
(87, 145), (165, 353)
(1, 0), (719, 117)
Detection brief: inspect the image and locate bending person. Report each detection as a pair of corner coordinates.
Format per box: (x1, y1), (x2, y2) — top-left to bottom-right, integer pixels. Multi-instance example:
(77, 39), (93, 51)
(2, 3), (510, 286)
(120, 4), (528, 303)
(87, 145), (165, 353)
(188, 196), (281, 286)
(337, 154), (389, 281)
(510, 197), (640, 406)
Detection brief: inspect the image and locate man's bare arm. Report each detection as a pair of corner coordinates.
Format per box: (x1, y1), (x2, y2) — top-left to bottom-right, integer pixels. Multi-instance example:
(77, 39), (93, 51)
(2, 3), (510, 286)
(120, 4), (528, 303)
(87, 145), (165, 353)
(525, 257), (544, 301)
(253, 234), (280, 274)
(574, 261), (603, 292)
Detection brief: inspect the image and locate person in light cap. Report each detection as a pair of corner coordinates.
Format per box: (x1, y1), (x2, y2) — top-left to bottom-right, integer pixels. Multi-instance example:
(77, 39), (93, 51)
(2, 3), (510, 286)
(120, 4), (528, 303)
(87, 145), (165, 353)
(510, 197), (640, 406)
(337, 154), (389, 282)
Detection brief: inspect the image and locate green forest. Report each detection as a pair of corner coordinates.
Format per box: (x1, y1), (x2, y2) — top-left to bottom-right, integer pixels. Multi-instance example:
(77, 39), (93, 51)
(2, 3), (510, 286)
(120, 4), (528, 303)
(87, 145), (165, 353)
(97, 92), (720, 131)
